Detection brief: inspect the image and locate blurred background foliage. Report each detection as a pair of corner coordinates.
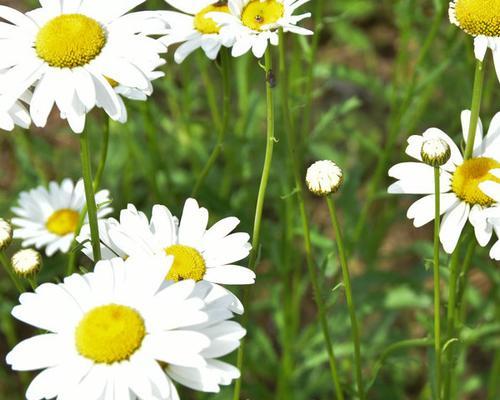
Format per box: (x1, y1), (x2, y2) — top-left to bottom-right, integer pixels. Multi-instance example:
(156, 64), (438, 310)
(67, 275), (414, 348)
(1, 0), (499, 399)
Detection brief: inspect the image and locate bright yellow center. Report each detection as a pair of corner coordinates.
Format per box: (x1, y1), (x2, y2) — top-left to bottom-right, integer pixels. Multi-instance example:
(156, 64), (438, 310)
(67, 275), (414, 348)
(241, 0), (284, 31)
(454, 0), (500, 36)
(75, 304), (145, 364)
(165, 244), (206, 282)
(35, 14), (106, 68)
(46, 209), (79, 236)
(451, 157), (500, 206)
(194, 3), (230, 34)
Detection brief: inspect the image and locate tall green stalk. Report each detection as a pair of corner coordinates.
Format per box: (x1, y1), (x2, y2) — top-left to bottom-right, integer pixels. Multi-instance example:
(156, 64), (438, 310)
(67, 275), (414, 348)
(279, 31), (345, 399)
(326, 196), (365, 400)
(464, 60), (485, 160)
(233, 47), (277, 400)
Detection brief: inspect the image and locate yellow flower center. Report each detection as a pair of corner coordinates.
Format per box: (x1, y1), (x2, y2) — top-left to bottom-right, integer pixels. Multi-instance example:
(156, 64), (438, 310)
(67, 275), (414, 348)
(451, 157), (500, 206)
(453, 0), (500, 36)
(241, 0), (284, 31)
(46, 209), (79, 236)
(75, 304), (145, 364)
(194, 3), (230, 34)
(165, 244), (206, 282)
(35, 14), (106, 68)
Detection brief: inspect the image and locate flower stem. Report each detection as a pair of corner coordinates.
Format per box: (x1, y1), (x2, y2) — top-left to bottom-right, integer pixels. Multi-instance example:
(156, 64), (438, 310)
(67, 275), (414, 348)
(0, 251), (24, 293)
(464, 60), (485, 160)
(279, 30), (345, 399)
(326, 196), (365, 400)
(193, 49), (231, 196)
(432, 167), (442, 399)
(79, 128), (101, 262)
(232, 47), (276, 400)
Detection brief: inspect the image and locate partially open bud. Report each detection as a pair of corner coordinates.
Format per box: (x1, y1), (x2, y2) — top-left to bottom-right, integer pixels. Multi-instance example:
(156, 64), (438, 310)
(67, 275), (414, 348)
(11, 249), (42, 277)
(306, 160), (344, 196)
(0, 218), (13, 251)
(421, 138), (451, 167)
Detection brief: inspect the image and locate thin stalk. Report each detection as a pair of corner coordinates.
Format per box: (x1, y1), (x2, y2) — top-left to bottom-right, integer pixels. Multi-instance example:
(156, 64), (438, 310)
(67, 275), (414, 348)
(79, 129), (101, 261)
(232, 47), (277, 400)
(326, 196), (365, 400)
(0, 252), (24, 293)
(279, 31), (345, 399)
(464, 60), (485, 160)
(193, 49), (231, 196)
(432, 167), (442, 398)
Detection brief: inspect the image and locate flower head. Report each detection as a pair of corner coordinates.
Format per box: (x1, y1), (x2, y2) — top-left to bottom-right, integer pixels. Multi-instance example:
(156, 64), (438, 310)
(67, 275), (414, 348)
(421, 138), (452, 167)
(0, 218), (13, 251)
(11, 249), (42, 277)
(306, 160), (344, 196)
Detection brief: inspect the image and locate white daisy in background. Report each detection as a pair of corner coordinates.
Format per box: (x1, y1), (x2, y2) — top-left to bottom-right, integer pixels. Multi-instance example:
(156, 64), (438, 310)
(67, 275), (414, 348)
(388, 110), (500, 254)
(0, 0), (168, 133)
(479, 171), (500, 260)
(159, 0), (235, 63)
(6, 255), (245, 399)
(449, 0), (500, 81)
(11, 179), (112, 257)
(209, 0), (313, 58)
(0, 92), (31, 131)
(77, 198), (254, 313)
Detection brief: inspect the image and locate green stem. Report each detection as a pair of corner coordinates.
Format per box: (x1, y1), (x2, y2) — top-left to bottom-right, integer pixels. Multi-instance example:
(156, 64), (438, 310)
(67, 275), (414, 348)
(232, 47), (277, 400)
(192, 49), (231, 196)
(0, 251), (24, 293)
(432, 167), (442, 399)
(79, 128), (101, 262)
(464, 60), (485, 160)
(326, 196), (365, 400)
(279, 30), (344, 399)
(93, 116), (110, 192)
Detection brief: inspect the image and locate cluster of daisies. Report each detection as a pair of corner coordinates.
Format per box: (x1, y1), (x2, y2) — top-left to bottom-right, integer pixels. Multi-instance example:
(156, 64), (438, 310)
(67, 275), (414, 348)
(0, 0), (312, 133)
(1, 179), (255, 399)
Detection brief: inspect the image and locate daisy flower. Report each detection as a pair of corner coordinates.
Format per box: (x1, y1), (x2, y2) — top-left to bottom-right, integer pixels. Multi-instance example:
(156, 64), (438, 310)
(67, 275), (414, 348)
(209, 0), (313, 58)
(11, 178), (112, 257)
(77, 198), (254, 313)
(449, 0), (500, 81)
(159, 0), (235, 63)
(0, 0), (168, 133)
(6, 255), (245, 399)
(388, 110), (500, 254)
(0, 92), (31, 131)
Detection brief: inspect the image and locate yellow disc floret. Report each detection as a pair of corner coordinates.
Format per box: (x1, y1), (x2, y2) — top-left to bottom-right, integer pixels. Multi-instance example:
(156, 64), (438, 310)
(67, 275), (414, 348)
(165, 244), (206, 282)
(75, 304), (145, 364)
(46, 209), (79, 236)
(451, 157), (500, 206)
(35, 14), (106, 68)
(242, 0), (284, 31)
(453, 0), (500, 36)
(194, 3), (230, 34)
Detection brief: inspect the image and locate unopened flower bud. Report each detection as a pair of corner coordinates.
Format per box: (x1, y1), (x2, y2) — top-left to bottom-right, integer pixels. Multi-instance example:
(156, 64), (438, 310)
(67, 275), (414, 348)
(11, 249), (42, 277)
(0, 218), (13, 251)
(306, 160), (344, 196)
(421, 138), (451, 167)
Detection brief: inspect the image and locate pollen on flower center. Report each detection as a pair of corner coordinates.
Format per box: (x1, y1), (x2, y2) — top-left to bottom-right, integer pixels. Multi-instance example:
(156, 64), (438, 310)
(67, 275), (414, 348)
(35, 14), (106, 68)
(194, 3), (229, 34)
(452, 0), (500, 36)
(241, 0), (284, 31)
(75, 304), (145, 364)
(46, 209), (79, 236)
(165, 244), (206, 282)
(451, 157), (500, 206)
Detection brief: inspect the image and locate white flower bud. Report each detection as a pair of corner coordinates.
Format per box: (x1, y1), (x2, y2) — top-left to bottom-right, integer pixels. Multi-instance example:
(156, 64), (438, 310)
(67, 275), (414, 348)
(11, 249), (42, 277)
(421, 138), (451, 167)
(0, 218), (13, 251)
(306, 160), (344, 196)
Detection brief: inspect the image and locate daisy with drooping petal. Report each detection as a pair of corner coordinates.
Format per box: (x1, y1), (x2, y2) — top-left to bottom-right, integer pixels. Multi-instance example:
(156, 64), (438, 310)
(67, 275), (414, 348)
(11, 179), (112, 256)
(209, 0), (313, 58)
(0, 92), (31, 131)
(388, 110), (500, 254)
(6, 255), (245, 400)
(449, 0), (500, 81)
(159, 0), (235, 63)
(0, 0), (168, 133)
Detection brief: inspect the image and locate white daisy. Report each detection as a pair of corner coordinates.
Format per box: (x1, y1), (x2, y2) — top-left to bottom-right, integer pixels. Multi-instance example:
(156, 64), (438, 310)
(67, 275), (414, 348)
(159, 0), (235, 63)
(6, 255), (245, 400)
(0, 0), (168, 133)
(77, 198), (254, 313)
(209, 0), (313, 58)
(11, 178), (112, 257)
(388, 110), (500, 254)
(449, 0), (500, 81)
(0, 92), (31, 131)
(479, 171), (500, 260)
